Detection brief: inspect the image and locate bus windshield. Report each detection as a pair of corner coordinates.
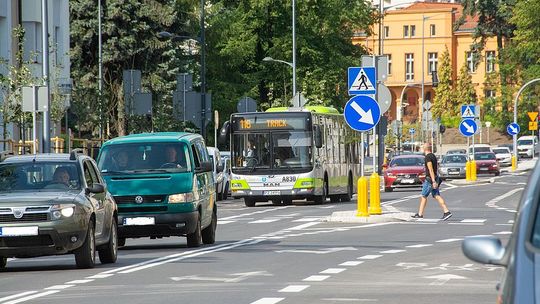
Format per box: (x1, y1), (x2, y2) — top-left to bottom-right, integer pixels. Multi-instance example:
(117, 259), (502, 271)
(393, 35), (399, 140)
(232, 131), (313, 172)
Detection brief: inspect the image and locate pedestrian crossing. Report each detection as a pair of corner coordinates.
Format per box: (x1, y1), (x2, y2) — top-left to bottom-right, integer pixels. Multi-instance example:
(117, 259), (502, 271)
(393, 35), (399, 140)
(218, 216), (325, 226)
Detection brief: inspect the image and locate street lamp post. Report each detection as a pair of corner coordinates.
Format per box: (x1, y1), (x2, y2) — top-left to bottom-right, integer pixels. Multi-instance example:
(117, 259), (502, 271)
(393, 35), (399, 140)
(421, 15), (428, 143)
(292, 0), (297, 101)
(98, 0), (103, 139)
(263, 57), (298, 107)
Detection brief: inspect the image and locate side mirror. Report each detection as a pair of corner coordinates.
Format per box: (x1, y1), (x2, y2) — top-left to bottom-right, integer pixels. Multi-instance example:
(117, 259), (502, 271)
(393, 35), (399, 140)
(218, 121), (230, 146)
(196, 161), (213, 173)
(313, 125), (322, 148)
(86, 183), (105, 194)
(462, 236), (506, 266)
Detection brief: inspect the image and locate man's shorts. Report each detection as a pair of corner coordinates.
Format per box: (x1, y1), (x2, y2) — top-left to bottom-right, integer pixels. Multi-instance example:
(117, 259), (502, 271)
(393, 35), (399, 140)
(421, 180), (441, 198)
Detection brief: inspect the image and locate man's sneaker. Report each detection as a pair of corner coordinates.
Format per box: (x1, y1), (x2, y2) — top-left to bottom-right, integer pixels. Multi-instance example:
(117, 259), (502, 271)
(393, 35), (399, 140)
(441, 212), (453, 221)
(411, 213), (423, 219)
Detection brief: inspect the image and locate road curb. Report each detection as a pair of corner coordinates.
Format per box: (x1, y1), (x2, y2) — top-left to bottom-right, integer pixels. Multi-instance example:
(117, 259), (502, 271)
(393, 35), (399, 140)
(325, 210), (414, 223)
(449, 178), (493, 185)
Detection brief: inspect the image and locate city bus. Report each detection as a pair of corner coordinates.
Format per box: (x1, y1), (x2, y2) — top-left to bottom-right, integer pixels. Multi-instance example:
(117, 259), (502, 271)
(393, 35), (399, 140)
(219, 106), (362, 207)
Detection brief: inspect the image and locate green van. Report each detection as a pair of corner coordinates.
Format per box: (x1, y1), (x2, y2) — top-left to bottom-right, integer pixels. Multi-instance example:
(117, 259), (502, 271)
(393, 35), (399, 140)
(96, 132), (217, 247)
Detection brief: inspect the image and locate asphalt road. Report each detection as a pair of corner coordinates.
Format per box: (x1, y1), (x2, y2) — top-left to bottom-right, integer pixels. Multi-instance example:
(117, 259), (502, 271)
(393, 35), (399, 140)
(0, 168), (529, 304)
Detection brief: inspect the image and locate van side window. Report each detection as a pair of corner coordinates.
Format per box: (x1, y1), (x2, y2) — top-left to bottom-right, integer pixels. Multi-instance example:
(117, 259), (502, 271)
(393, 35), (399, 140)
(195, 142), (209, 163)
(191, 144), (201, 168)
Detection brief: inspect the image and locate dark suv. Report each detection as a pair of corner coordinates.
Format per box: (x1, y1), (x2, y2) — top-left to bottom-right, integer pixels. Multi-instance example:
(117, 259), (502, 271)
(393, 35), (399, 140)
(0, 151), (118, 269)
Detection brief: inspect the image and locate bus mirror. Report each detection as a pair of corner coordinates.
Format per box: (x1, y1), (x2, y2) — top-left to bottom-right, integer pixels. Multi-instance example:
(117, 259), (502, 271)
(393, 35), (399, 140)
(314, 125), (322, 148)
(219, 120), (230, 146)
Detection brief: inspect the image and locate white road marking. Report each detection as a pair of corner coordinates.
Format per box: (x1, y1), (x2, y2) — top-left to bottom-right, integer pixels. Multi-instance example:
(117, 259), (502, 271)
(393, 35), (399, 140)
(171, 271), (271, 283)
(249, 219), (281, 224)
(417, 219), (440, 223)
(320, 268), (346, 274)
(493, 231), (512, 235)
(319, 205), (336, 209)
(406, 244), (433, 248)
(303, 275), (331, 282)
(287, 222), (320, 230)
(217, 220), (236, 225)
(496, 207), (508, 210)
(506, 210), (517, 213)
(461, 219), (486, 223)
(379, 249), (406, 254)
(292, 217), (324, 222)
(436, 238), (463, 243)
(2, 291), (60, 304)
(250, 298), (284, 304)
(340, 261), (364, 266)
(485, 188), (523, 209)
(43, 285), (74, 290)
(509, 220), (515, 223)
(496, 224), (513, 226)
(0, 291), (38, 303)
(424, 274), (467, 286)
(275, 247), (356, 255)
(279, 285), (310, 293)
(65, 279), (94, 284)
(220, 206), (291, 221)
(321, 298), (378, 302)
(86, 274), (114, 279)
(358, 255), (383, 260)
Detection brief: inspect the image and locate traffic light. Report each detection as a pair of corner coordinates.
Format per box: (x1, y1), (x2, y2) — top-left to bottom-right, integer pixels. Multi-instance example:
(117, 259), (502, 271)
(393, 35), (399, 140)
(439, 124), (446, 134)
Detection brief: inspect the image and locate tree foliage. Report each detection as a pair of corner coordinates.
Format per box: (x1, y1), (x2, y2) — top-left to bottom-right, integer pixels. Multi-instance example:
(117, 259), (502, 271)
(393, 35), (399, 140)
(455, 62), (477, 107)
(431, 47), (456, 118)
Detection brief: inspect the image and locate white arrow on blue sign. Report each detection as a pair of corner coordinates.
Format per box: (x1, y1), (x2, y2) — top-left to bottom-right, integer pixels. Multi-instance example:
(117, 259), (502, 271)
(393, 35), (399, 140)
(507, 123), (520, 136)
(459, 119), (478, 137)
(344, 95), (381, 132)
(348, 67), (376, 95)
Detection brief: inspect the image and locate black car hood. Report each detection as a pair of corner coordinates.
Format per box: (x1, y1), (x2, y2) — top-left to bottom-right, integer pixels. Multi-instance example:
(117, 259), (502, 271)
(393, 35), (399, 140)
(0, 191), (79, 206)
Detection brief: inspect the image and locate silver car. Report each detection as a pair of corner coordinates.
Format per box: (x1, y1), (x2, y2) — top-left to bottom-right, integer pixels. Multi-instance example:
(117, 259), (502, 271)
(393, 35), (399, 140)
(462, 161), (540, 303)
(438, 154), (467, 179)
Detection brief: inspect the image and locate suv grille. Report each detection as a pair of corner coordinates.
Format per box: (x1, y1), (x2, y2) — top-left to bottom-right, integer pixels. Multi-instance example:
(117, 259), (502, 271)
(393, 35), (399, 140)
(114, 195), (167, 204)
(0, 213), (48, 223)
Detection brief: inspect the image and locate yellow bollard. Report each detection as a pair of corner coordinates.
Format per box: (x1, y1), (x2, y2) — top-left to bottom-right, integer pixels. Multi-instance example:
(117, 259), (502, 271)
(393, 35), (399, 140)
(471, 160), (477, 181)
(465, 161), (471, 181)
(356, 177), (369, 217)
(511, 156), (517, 171)
(369, 173), (382, 215)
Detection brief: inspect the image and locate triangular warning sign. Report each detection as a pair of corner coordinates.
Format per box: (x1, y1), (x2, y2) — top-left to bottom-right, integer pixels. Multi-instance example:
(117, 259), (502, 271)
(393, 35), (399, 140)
(462, 106), (474, 118)
(350, 68), (375, 92)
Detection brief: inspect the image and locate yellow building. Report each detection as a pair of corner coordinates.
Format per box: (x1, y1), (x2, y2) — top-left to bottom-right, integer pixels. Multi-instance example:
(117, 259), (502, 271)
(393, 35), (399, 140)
(352, 2), (498, 123)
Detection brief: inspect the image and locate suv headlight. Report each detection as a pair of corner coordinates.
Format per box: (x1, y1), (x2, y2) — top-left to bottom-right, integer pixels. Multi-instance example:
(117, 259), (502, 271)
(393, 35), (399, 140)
(169, 192), (195, 203)
(51, 204), (76, 220)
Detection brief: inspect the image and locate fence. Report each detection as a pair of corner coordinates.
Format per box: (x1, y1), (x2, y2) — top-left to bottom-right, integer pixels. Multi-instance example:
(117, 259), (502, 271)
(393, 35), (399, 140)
(0, 137), (105, 159)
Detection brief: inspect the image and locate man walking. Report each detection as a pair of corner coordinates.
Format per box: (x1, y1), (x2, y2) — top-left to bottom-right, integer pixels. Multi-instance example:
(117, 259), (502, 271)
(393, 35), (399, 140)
(412, 143), (452, 220)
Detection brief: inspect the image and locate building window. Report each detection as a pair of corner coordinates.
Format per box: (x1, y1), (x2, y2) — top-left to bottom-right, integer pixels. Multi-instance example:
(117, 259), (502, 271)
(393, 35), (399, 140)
(405, 53), (414, 81)
(466, 52), (476, 73)
(387, 54), (392, 75)
(430, 24), (436, 36)
(486, 51), (496, 73)
(485, 89), (496, 99)
(384, 26), (389, 38)
(428, 52), (438, 74)
(403, 25), (409, 37)
(410, 25), (416, 37)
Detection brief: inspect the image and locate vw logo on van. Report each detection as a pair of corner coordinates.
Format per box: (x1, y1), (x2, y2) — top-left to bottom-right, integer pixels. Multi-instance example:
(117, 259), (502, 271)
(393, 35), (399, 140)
(135, 196), (144, 204)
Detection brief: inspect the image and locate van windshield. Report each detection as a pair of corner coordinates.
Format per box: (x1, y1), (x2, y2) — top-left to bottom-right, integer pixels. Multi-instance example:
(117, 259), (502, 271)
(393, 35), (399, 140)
(97, 143), (190, 174)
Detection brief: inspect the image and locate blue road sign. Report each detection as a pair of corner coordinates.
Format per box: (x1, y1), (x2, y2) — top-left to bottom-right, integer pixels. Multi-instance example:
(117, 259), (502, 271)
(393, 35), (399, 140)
(459, 119), (478, 137)
(507, 123), (520, 136)
(409, 128), (415, 135)
(348, 67), (376, 95)
(461, 105), (476, 118)
(344, 95), (381, 132)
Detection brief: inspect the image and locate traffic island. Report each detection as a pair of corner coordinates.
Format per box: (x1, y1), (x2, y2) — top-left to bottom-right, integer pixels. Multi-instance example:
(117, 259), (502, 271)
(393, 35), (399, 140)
(449, 178), (494, 185)
(325, 210), (415, 223)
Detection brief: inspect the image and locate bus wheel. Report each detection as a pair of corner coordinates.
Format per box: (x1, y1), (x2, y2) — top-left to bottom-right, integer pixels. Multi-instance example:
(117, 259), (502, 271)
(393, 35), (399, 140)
(244, 198), (256, 207)
(271, 199), (282, 206)
(282, 198), (293, 205)
(341, 177), (353, 202)
(330, 195), (340, 203)
(314, 180), (327, 204)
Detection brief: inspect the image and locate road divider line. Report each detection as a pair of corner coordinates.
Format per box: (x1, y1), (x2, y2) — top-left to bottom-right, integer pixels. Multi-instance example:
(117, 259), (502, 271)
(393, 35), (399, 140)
(340, 261), (364, 266)
(406, 244), (432, 248)
(86, 274), (114, 279)
(2, 291), (59, 304)
(279, 285), (310, 293)
(358, 255), (383, 260)
(220, 206), (290, 221)
(436, 238), (463, 243)
(493, 231), (512, 235)
(0, 291), (38, 303)
(379, 249), (406, 254)
(320, 268), (346, 274)
(303, 275), (330, 282)
(43, 285), (73, 290)
(64, 279), (94, 284)
(250, 298), (284, 304)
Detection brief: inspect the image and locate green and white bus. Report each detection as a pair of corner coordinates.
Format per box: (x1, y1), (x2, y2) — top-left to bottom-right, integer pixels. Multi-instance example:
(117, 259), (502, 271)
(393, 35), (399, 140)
(219, 106), (362, 207)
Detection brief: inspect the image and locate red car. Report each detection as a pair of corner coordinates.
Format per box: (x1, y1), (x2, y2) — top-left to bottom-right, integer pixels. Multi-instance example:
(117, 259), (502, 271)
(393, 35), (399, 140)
(383, 154), (426, 192)
(474, 152), (500, 176)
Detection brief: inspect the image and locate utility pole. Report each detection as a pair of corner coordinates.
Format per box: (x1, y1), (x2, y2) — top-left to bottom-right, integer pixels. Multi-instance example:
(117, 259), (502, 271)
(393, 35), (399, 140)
(41, 0), (51, 153)
(200, 0), (206, 137)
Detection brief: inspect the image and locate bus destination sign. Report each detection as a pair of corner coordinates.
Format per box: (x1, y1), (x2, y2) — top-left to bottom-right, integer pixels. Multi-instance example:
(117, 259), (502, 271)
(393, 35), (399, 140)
(234, 116), (307, 130)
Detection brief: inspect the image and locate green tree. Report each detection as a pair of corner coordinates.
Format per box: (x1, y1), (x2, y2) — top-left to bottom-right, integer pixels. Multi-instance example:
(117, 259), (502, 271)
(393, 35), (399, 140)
(432, 47), (455, 118)
(455, 62), (477, 107)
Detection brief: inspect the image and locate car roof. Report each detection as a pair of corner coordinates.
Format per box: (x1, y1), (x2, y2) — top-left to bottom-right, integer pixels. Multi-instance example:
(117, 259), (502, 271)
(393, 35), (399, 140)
(102, 132), (200, 146)
(392, 154), (424, 159)
(1, 153), (84, 164)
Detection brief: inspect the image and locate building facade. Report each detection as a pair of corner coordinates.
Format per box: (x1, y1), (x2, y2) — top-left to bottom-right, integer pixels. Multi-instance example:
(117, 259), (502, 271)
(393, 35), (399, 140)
(0, 0), (70, 142)
(353, 2), (498, 124)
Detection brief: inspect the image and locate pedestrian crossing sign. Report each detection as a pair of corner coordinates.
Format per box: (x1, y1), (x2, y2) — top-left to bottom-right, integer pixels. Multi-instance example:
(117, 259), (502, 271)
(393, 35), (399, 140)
(348, 67), (376, 95)
(461, 105), (476, 118)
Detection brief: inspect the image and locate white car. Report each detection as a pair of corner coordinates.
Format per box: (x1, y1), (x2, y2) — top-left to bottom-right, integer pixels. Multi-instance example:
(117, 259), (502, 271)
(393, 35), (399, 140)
(207, 147), (225, 200)
(492, 147), (512, 166)
(517, 136), (538, 158)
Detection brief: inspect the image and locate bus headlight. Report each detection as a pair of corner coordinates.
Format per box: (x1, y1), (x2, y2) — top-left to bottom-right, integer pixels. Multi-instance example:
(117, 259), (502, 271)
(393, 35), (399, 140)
(169, 193), (195, 203)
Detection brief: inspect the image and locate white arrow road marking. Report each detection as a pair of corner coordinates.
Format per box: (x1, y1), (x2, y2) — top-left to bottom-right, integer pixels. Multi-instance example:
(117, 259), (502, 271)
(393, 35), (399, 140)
(351, 101), (374, 125)
(463, 121), (475, 134)
(171, 271), (272, 283)
(424, 274), (467, 286)
(275, 247), (356, 254)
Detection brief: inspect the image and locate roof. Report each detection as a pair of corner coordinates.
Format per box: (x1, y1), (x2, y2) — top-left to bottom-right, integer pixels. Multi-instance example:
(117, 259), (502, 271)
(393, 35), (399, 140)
(2, 153), (78, 163)
(399, 2), (462, 12)
(102, 132), (198, 146)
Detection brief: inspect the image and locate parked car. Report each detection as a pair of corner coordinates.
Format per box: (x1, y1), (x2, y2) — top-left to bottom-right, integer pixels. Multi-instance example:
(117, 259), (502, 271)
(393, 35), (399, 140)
(445, 149), (467, 155)
(438, 154), (467, 180)
(383, 155), (426, 192)
(97, 132), (217, 248)
(462, 160), (540, 303)
(517, 135), (539, 158)
(474, 152), (500, 176)
(207, 147), (226, 200)
(0, 151), (118, 269)
(492, 147), (512, 167)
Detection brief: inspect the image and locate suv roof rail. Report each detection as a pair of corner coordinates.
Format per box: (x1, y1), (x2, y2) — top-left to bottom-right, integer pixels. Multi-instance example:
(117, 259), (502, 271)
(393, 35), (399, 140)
(0, 151), (14, 162)
(70, 148), (85, 160)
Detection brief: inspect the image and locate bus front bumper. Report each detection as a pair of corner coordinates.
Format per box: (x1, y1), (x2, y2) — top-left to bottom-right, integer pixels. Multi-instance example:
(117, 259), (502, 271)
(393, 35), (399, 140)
(232, 188), (317, 199)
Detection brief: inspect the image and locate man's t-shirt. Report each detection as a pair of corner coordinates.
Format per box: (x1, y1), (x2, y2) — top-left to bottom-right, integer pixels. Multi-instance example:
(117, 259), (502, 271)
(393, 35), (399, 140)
(424, 152), (438, 178)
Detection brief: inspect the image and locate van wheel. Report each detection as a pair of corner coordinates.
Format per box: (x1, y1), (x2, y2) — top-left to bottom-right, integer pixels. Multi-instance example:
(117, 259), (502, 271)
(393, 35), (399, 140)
(118, 238), (126, 247)
(271, 199), (282, 206)
(0, 257), (6, 269)
(244, 198), (256, 207)
(75, 221), (96, 269)
(187, 213), (202, 248)
(202, 208), (217, 244)
(282, 198), (292, 205)
(98, 218), (118, 264)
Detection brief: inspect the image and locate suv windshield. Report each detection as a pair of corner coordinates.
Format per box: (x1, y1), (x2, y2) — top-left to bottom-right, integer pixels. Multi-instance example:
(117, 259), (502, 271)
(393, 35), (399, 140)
(98, 142), (190, 174)
(0, 162), (81, 192)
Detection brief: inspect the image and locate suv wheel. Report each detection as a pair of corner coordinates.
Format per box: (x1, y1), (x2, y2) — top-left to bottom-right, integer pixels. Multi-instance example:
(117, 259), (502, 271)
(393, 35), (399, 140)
(98, 218), (118, 264)
(187, 213), (202, 248)
(202, 208), (217, 244)
(75, 221), (96, 269)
